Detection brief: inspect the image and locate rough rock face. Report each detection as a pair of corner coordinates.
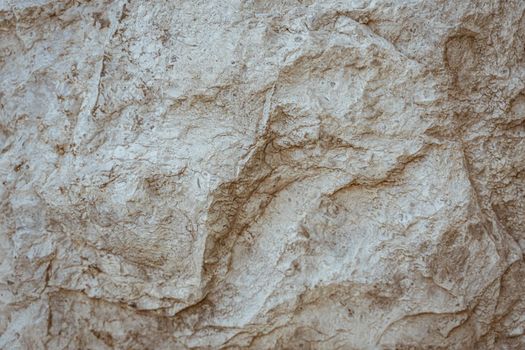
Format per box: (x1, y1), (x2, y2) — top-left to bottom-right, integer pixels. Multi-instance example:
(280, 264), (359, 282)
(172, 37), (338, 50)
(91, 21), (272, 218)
(1, 0), (524, 349)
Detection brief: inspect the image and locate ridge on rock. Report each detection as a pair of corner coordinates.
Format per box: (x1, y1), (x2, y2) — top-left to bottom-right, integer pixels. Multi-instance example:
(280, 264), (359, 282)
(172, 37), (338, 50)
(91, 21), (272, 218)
(0, 0), (524, 349)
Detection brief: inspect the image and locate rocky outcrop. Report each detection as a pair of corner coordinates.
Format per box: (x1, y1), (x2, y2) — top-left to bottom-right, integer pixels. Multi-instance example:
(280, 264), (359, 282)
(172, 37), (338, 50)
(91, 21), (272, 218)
(1, 0), (524, 349)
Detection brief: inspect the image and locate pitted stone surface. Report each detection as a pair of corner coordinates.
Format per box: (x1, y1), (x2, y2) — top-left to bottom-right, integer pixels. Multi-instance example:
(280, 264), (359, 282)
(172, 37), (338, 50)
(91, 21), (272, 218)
(1, 1), (524, 349)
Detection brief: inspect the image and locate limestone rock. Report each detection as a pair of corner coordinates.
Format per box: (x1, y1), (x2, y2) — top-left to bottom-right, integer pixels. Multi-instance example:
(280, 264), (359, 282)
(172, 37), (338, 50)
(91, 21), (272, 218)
(1, 0), (524, 349)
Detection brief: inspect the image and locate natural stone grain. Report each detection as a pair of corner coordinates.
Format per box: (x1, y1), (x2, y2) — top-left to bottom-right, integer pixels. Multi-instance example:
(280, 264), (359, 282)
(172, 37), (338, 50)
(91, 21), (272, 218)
(1, 0), (524, 349)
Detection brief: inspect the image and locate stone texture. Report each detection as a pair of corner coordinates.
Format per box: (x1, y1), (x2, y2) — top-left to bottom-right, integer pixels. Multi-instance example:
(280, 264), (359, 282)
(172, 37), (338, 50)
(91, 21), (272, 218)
(1, 0), (524, 349)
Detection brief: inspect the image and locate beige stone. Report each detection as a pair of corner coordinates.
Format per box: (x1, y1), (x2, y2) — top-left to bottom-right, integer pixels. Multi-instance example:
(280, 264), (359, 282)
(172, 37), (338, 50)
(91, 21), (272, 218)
(0, 0), (524, 348)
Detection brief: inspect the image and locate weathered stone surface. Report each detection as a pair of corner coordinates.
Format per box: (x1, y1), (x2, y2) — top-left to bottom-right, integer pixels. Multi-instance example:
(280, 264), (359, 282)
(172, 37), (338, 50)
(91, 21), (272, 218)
(1, 0), (524, 349)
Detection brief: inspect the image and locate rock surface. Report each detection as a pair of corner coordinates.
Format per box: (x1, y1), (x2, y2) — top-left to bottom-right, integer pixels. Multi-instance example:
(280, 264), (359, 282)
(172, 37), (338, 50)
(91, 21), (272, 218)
(1, 0), (524, 349)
